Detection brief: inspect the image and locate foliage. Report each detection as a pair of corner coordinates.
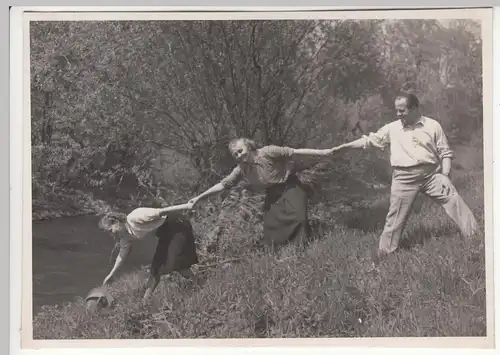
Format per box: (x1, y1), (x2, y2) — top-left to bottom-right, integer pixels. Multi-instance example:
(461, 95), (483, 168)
(374, 19), (483, 140)
(30, 19), (483, 219)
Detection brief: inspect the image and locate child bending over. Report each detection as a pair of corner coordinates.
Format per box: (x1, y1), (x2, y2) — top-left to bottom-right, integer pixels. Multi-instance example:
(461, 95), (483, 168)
(98, 203), (198, 302)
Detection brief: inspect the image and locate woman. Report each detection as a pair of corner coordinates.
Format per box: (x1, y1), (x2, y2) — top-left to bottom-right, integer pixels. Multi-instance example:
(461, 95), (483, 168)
(99, 203), (198, 302)
(188, 138), (336, 250)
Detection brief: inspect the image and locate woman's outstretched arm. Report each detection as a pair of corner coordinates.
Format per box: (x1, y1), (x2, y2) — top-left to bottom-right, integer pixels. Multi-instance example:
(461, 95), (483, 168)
(263, 145), (336, 158)
(189, 166), (242, 207)
(330, 138), (366, 152)
(188, 182), (226, 207)
(292, 147), (336, 157)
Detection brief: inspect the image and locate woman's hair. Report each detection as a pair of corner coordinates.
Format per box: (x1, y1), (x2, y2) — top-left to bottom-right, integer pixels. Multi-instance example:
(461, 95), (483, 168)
(98, 211), (127, 231)
(228, 137), (258, 152)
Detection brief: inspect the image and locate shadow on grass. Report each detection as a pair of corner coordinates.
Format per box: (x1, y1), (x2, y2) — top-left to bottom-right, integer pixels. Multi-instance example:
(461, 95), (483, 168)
(334, 193), (460, 250)
(399, 222), (459, 251)
(337, 200), (389, 233)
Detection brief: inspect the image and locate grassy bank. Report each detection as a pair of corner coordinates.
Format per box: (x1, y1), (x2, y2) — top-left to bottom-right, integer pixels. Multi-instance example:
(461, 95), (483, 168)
(32, 169), (486, 339)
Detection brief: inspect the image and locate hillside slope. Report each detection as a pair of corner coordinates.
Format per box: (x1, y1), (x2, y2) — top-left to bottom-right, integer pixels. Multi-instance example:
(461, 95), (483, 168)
(33, 169), (486, 339)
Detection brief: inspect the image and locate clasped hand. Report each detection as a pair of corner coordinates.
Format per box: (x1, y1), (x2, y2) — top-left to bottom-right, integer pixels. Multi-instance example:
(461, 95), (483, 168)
(326, 145), (343, 156)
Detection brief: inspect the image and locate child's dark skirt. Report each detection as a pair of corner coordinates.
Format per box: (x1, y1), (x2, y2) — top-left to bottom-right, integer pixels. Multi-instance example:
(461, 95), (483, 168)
(150, 215), (199, 276)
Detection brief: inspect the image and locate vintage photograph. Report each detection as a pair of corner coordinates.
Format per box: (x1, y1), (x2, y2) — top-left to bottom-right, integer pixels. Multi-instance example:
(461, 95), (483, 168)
(25, 8), (493, 346)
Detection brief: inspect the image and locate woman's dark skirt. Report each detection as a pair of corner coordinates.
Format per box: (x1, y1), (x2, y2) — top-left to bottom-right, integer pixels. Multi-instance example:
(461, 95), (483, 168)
(150, 215), (199, 276)
(263, 175), (311, 250)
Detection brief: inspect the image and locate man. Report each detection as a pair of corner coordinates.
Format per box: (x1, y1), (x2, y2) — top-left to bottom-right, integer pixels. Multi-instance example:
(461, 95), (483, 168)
(332, 93), (478, 262)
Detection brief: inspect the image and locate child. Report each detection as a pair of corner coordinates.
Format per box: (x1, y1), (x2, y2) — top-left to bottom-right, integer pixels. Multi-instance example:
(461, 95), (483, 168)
(98, 203), (199, 302)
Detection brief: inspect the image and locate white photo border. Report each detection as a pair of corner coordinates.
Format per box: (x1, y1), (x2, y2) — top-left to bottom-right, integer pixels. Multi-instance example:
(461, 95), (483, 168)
(10, 5), (497, 354)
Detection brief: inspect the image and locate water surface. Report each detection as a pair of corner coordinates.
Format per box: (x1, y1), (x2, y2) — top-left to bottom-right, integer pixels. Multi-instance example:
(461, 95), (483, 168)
(32, 215), (159, 315)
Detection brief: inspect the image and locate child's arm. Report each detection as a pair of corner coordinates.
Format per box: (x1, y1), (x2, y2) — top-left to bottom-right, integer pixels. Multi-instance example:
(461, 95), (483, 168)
(156, 203), (193, 217)
(129, 204), (194, 224)
(103, 238), (132, 285)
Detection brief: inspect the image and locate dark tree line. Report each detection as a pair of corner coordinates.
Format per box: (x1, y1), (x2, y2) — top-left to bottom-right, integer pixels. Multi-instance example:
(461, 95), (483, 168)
(30, 19), (483, 203)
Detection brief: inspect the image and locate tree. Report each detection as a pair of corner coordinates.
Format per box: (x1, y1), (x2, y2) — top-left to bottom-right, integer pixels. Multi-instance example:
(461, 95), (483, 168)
(373, 19), (482, 141)
(31, 19), (481, 203)
(141, 20), (382, 182)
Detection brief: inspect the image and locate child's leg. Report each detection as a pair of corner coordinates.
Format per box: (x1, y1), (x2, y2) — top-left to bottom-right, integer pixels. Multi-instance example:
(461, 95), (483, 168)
(143, 229), (172, 302)
(143, 272), (161, 302)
